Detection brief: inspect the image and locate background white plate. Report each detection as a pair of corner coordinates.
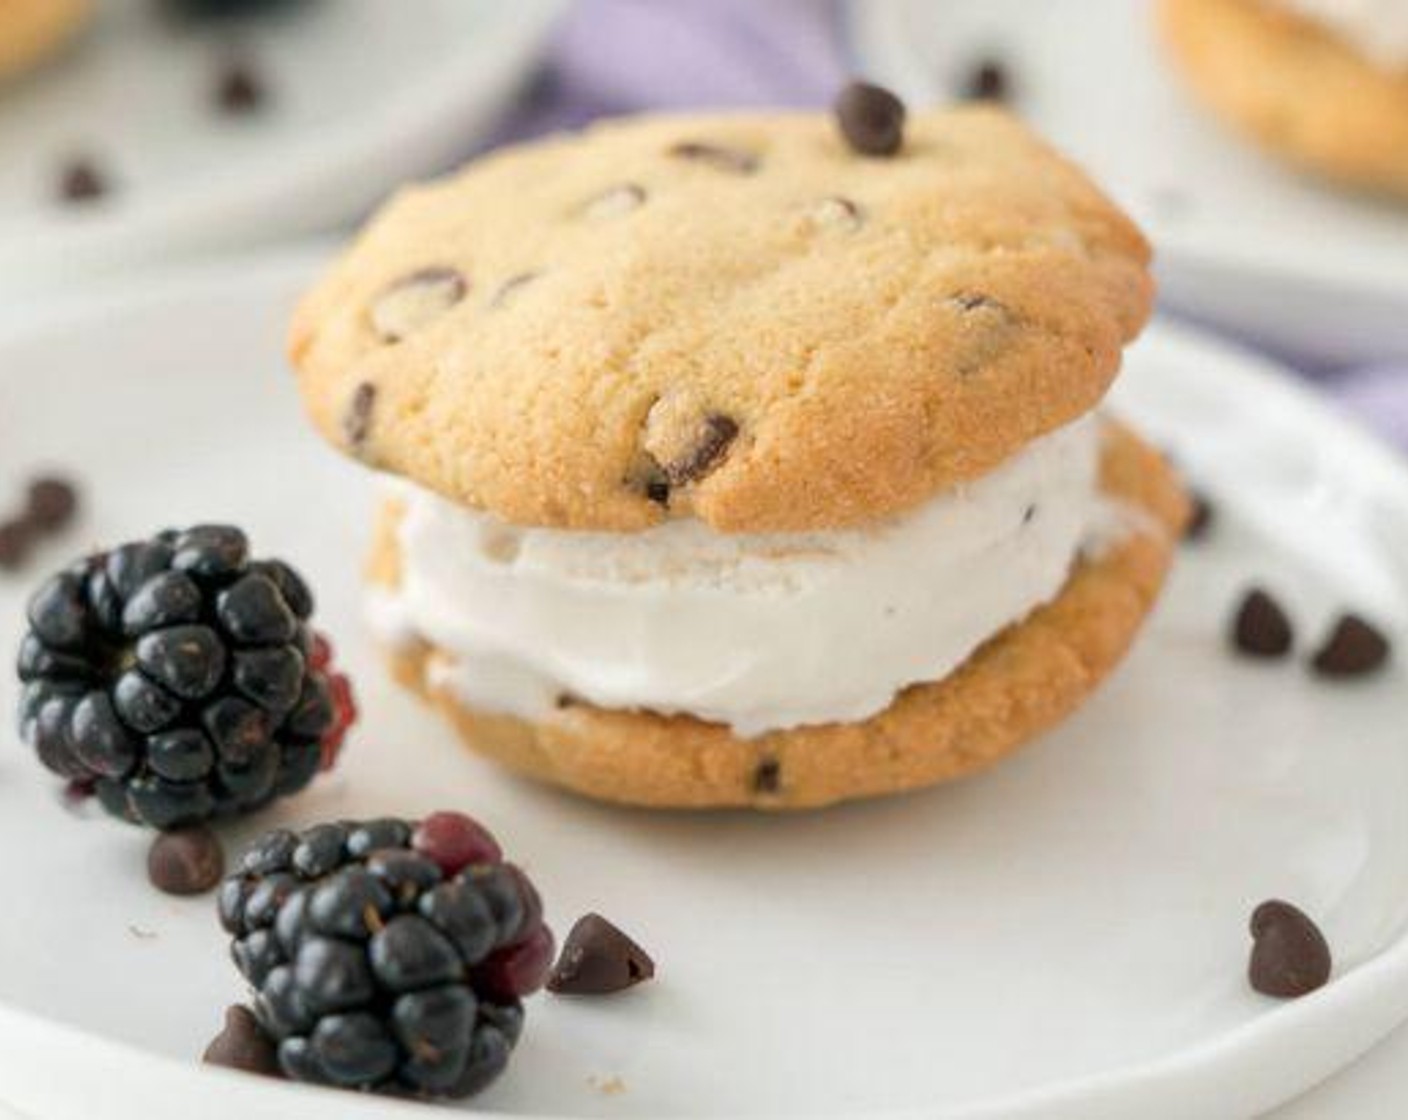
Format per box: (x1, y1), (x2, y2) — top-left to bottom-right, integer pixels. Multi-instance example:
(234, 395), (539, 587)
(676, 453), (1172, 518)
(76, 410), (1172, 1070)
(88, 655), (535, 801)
(0, 252), (1407, 1119)
(0, 0), (562, 298)
(848, 0), (1408, 366)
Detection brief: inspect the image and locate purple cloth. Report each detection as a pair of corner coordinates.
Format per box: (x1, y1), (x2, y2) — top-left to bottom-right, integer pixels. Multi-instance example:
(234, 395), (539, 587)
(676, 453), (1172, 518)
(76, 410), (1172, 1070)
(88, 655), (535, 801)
(493, 0), (1408, 452)
(490, 0), (849, 142)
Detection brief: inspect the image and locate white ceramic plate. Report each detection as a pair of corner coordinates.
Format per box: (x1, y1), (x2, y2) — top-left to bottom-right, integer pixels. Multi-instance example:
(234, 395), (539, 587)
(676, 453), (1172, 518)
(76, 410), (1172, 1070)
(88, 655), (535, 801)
(0, 0), (562, 298)
(0, 251), (1407, 1120)
(848, 0), (1408, 366)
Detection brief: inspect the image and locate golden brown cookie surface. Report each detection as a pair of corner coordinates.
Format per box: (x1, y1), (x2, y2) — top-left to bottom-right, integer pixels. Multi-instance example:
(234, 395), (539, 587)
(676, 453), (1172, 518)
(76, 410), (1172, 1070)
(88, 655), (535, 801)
(0, 0), (89, 82)
(367, 422), (1187, 810)
(292, 106), (1152, 534)
(1161, 0), (1408, 197)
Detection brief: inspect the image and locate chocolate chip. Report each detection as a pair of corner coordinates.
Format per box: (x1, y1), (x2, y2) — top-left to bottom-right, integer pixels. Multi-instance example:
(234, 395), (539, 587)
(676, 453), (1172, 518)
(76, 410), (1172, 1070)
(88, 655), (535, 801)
(343, 383), (377, 450)
(1249, 900), (1332, 998)
(0, 519), (34, 572)
(489, 271), (540, 309)
(644, 478), (670, 506)
(753, 757), (781, 795)
(214, 58), (265, 115)
(547, 913), (656, 996)
(668, 141), (758, 174)
(203, 1005), (281, 1076)
(57, 158), (109, 204)
(834, 80), (906, 157)
(803, 196), (863, 233)
(1311, 614), (1391, 678)
(26, 476), (79, 532)
(1022, 504), (1037, 526)
(963, 58), (1012, 103)
(147, 825), (225, 895)
(948, 291), (1006, 316)
(370, 266), (467, 343)
(1184, 489), (1214, 542)
(666, 415), (737, 486)
(583, 183), (645, 220)
(1231, 588), (1294, 659)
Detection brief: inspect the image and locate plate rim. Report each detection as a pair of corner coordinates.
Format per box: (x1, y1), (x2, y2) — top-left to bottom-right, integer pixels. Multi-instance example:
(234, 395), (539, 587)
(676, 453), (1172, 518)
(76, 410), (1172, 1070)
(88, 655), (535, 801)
(0, 249), (1406, 1120)
(0, 0), (567, 284)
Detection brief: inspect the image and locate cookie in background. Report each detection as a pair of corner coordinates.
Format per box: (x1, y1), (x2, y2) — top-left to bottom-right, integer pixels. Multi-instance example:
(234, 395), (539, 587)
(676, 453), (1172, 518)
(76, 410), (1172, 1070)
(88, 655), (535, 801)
(1160, 0), (1408, 198)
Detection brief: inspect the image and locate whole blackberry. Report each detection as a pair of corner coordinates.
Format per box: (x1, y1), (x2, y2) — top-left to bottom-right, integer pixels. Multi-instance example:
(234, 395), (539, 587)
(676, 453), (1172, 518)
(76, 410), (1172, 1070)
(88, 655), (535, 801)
(220, 813), (553, 1098)
(17, 526), (355, 829)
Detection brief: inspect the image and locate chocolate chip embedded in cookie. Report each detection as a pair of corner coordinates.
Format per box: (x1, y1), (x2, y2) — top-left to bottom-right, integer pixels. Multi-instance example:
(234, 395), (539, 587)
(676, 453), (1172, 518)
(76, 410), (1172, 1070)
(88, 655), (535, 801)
(642, 394), (740, 489)
(370, 267), (467, 343)
(342, 382), (377, 453)
(667, 141), (759, 174)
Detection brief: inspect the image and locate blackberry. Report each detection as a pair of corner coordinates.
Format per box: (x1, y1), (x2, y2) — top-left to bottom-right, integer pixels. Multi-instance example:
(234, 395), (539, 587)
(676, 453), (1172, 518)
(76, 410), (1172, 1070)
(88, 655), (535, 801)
(220, 812), (552, 1098)
(16, 526), (355, 829)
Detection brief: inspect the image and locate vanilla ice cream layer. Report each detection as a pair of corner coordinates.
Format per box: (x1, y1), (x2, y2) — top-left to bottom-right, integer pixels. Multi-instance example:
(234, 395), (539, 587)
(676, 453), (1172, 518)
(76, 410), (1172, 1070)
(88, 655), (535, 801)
(1272, 0), (1408, 68)
(368, 414), (1127, 738)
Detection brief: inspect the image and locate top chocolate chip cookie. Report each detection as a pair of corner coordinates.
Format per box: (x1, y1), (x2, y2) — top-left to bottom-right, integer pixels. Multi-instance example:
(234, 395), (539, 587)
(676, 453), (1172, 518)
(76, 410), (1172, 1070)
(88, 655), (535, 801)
(290, 103), (1151, 533)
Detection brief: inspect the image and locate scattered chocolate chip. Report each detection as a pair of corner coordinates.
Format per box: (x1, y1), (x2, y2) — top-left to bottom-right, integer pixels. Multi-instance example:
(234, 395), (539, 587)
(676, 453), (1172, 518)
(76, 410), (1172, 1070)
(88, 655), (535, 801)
(803, 196), (863, 233)
(1249, 900), (1332, 998)
(555, 692), (579, 709)
(370, 266), (467, 343)
(753, 757), (781, 795)
(57, 157), (109, 205)
(26, 476), (79, 532)
(667, 141), (759, 174)
(214, 58), (265, 115)
(1311, 614), (1391, 678)
(582, 183), (645, 220)
(489, 271), (540, 309)
(343, 383), (377, 450)
(147, 825), (225, 895)
(0, 519), (34, 571)
(1184, 489), (1214, 542)
(834, 80), (906, 157)
(963, 58), (1012, 103)
(547, 913), (656, 996)
(203, 1005), (282, 1076)
(1231, 588), (1294, 659)
(1022, 504), (1037, 526)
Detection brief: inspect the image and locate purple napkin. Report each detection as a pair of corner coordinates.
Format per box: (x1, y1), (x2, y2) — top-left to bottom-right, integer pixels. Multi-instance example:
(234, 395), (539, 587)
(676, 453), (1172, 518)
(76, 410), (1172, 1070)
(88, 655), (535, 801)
(494, 0), (1408, 453)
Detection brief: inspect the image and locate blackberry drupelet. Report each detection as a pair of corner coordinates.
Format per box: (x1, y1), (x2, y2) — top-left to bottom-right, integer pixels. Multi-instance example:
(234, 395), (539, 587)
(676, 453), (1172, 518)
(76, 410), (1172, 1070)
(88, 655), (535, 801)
(17, 526), (355, 829)
(220, 813), (552, 1098)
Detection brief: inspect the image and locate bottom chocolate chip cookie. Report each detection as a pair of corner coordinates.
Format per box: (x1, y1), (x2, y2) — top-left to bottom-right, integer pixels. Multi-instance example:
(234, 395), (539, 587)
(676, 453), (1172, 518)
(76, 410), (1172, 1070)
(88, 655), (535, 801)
(367, 423), (1186, 810)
